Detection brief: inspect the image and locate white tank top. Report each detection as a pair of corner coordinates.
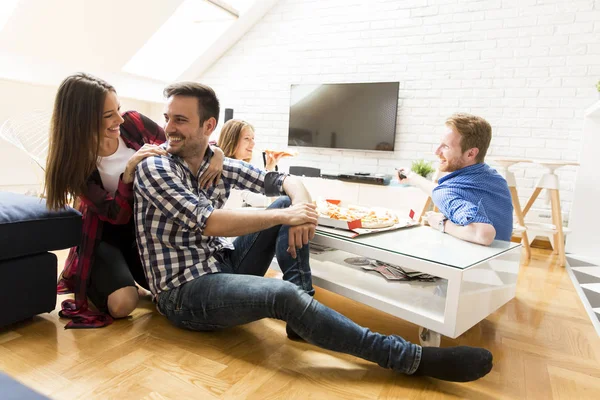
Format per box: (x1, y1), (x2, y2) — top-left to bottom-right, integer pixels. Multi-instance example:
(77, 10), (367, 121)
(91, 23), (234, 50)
(97, 136), (136, 194)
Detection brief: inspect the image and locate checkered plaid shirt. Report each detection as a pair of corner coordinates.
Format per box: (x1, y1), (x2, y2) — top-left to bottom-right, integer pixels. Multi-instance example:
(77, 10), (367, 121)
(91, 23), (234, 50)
(134, 147), (286, 295)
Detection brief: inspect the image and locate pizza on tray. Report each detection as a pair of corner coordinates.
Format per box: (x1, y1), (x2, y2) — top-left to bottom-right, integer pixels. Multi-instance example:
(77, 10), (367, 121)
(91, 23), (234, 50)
(316, 200), (399, 229)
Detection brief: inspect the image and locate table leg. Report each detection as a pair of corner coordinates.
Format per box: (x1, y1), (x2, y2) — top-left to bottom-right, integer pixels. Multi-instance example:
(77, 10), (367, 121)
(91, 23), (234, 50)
(419, 327), (441, 347)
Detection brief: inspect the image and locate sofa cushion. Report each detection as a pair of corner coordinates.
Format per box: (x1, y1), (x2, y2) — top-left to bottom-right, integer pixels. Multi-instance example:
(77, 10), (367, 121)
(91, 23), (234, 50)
(0, 192), (82, 261)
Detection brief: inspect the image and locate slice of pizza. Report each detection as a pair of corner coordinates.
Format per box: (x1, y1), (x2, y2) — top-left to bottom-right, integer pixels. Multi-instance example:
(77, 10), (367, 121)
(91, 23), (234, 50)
(264, 149), (298, 158)
(359, 209), (399, 229)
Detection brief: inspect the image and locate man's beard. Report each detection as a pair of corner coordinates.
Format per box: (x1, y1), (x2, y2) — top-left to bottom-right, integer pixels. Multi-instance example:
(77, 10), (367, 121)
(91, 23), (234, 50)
(166, 143), (182, 156)
(173, 144), (205, 160)
(440, 158), (466, 173)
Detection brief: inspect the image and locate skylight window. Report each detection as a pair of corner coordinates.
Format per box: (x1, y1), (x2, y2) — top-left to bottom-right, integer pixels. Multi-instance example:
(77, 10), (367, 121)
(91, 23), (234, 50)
(0, 0), (20, 33)
(291, 85), (320, 106)
(123, 0), (256, 82)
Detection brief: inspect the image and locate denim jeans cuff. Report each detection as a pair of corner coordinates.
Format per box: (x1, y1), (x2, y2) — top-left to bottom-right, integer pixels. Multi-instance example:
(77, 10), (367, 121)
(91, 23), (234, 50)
(407, 344), (422, 375)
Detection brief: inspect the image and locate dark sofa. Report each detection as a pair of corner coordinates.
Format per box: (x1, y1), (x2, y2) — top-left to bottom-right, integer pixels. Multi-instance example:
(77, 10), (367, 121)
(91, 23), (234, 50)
(0, 191), (81, 328)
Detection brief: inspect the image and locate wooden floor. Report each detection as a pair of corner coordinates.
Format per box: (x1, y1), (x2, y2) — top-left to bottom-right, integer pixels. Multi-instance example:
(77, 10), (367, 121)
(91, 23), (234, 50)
(1, 248), (599, 400)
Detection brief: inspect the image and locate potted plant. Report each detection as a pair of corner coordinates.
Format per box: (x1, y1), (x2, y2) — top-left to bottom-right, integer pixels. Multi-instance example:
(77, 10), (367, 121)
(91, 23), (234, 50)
(411, 159), (435, 179)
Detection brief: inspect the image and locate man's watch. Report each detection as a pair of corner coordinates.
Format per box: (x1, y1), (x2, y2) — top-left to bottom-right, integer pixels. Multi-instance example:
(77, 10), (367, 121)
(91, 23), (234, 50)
(438, 217), (448, 233)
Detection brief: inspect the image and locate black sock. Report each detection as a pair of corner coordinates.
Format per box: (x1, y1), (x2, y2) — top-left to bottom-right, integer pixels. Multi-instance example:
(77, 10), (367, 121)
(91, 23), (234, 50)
(285, 324), (304, 341)
(412, 346), (493, 382)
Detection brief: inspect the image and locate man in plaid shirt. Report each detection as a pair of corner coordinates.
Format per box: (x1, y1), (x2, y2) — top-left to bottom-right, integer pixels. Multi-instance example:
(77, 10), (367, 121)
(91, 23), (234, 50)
(133, 82), (494, 382)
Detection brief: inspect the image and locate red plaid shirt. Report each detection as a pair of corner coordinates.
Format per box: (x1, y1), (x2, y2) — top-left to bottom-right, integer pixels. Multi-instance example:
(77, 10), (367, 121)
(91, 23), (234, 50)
(57, 111), (165, 328)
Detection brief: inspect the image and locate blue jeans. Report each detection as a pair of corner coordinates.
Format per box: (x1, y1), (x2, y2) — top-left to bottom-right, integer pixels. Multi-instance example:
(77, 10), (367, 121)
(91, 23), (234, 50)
(157, 196), (421, 374)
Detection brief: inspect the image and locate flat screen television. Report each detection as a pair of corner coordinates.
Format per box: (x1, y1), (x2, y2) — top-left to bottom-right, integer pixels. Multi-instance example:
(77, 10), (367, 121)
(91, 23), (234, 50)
(288, 82), (399, 152)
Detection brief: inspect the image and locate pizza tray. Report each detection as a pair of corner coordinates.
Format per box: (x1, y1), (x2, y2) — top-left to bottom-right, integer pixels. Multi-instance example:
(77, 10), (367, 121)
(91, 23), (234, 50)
(316, 199), (418, 237)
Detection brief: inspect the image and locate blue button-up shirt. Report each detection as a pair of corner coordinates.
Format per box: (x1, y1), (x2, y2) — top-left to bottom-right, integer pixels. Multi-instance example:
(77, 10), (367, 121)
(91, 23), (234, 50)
(432, 163), (513, 241)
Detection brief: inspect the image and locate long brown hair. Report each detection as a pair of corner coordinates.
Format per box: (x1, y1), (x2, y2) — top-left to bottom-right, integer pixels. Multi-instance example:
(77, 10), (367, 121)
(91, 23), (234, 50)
(45, 73), (115, 209)
(217, 119), (254, 161)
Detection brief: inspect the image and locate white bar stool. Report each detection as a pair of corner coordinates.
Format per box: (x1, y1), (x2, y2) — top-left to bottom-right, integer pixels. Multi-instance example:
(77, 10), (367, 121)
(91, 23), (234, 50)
(491, 158), (532, 264)
(522, 160), (579, 267)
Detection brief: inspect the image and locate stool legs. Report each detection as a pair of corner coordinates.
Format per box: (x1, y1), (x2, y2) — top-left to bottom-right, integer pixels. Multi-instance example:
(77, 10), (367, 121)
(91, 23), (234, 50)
(522, 187), (542, 218)
(494, 159), (573, 268)
(525, 165), (567, 268)
(494, 161), (531, 264)
(510, 186), (531, 263)
(550, 188), (566, 267)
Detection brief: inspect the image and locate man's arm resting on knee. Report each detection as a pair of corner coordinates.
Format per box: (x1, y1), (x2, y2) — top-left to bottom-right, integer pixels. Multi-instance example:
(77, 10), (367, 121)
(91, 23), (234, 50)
(203, 209), (283, 237)
(204, 203), (317, 237)
(136, 157), (317, 238)
(279, 175), (317, 257)
(204, 175), (316, 237)
(205, 207), (318, 258)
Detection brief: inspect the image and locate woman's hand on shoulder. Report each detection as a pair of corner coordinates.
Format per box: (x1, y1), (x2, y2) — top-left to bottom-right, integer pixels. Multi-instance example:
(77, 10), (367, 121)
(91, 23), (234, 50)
(199, 146), (224, 189)
(123, 144), (168, 184)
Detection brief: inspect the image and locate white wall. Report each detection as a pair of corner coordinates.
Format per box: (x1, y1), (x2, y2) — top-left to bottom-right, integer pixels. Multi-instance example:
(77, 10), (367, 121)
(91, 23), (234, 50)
(198, 0), (600, 220)
(0, 0), (180, 103)
(0, 79), (163, 194)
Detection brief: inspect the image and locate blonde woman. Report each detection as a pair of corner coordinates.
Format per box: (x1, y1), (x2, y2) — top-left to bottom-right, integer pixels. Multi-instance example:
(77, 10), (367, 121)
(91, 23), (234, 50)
(217, 119), (287, 171)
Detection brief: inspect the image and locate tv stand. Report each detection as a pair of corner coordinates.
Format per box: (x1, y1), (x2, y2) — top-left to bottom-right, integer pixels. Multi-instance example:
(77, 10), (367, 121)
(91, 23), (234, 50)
(336, 173), (391, 186)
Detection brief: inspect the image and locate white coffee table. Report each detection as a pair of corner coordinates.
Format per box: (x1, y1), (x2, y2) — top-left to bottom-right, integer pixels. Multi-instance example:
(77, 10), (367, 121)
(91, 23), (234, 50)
(309, 226), (522, 346)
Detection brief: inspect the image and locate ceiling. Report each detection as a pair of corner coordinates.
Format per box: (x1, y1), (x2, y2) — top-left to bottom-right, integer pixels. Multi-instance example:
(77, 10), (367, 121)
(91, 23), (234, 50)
(0, 0), (278, 102)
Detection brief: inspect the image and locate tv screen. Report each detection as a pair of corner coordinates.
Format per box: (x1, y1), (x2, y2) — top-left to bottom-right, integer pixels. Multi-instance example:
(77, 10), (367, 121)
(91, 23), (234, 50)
(288, 82), (399, 152)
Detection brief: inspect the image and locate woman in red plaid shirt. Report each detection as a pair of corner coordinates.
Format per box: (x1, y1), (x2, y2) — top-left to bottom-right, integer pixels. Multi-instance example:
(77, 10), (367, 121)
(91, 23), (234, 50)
(45, 73), (223, 328)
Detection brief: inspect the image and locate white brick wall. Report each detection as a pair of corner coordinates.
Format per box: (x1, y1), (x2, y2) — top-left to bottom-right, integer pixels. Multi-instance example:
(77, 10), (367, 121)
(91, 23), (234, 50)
(198, 0), (600, 219)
